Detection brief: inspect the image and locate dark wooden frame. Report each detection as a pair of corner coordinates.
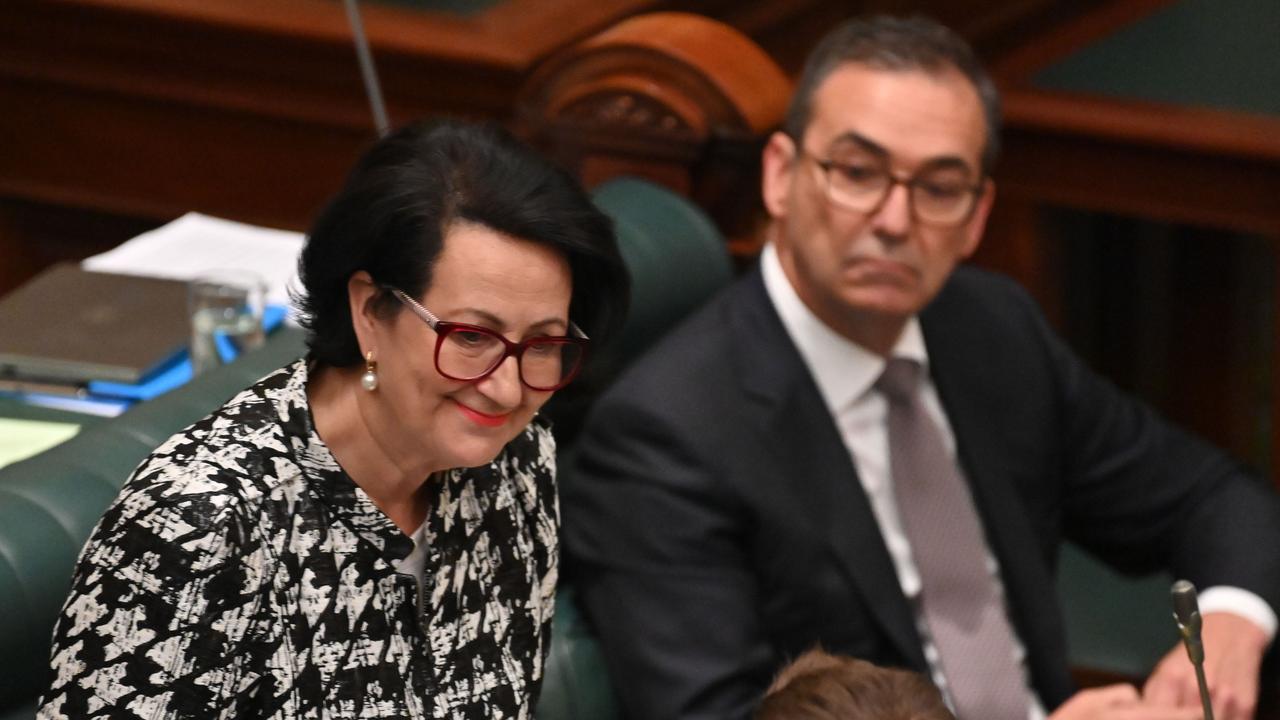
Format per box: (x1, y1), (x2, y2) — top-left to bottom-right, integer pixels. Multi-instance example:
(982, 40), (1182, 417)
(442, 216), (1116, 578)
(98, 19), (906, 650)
(984, 0), (1280, 486)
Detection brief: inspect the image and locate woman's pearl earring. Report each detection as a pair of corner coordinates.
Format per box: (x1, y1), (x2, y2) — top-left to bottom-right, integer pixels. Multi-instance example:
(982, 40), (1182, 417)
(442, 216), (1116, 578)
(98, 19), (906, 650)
(361, 351), (379, 392)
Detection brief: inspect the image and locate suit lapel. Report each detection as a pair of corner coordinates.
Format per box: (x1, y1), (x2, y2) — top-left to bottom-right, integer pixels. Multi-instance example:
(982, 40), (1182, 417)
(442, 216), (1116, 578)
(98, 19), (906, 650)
(730, 270), (927, 670)
(920, 287), (1068, 698)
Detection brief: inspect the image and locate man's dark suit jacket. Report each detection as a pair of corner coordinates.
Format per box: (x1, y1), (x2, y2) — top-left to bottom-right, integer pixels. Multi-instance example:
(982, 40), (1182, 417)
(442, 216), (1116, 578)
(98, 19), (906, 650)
(562, 264), (1280, 720)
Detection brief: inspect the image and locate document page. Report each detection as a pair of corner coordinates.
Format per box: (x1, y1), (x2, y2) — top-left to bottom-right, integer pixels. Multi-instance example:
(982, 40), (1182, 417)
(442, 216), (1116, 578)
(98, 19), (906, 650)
(0, 418), (80, 469)
(82, 212), (305, 317)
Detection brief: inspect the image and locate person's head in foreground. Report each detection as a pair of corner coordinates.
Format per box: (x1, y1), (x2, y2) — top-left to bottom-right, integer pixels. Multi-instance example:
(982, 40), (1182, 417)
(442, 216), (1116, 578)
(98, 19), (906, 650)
(762, 13), (999, 354)
(301, 119), (628, 481)
(756, 649), (956, 720)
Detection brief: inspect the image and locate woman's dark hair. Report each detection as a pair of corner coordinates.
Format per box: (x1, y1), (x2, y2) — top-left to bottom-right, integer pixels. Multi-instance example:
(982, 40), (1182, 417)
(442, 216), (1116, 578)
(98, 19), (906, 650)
(296, 119), (628, 367)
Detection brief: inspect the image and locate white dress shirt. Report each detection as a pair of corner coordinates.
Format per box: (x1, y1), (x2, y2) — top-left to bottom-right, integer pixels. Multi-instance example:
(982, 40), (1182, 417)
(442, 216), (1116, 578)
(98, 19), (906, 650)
(759, 243), (1275, 718)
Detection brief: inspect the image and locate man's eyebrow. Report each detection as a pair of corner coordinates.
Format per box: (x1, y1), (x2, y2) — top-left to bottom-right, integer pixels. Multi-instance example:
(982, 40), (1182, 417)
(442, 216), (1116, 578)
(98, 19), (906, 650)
(917, 157), (976, 176)
(828, 132), (888, 158)
(828, 132), (977, 176)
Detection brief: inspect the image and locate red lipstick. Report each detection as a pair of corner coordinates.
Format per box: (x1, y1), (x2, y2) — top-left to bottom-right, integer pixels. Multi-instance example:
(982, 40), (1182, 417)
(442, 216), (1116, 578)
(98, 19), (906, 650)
(455, 401), (509, 428)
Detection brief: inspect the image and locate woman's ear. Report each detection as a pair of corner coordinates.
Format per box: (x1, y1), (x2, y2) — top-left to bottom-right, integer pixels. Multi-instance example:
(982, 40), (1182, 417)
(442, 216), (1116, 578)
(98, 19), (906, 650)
(347, 271), (382, 356)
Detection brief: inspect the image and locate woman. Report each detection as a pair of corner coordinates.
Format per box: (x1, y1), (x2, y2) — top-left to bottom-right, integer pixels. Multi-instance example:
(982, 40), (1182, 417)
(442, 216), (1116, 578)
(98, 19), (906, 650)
(38, 121), (627, 719)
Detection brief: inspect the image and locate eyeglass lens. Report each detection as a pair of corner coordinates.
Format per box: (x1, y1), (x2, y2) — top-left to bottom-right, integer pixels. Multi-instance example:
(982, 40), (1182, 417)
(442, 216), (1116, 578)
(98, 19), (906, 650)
(822, 150), (977, 224)
(437, 326), (583, 390)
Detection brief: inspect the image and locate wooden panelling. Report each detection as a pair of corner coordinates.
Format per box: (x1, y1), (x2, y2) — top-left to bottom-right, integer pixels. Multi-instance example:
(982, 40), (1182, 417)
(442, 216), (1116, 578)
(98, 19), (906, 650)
(0, 76), (369, 231)
(0, 198), (159, 296)
(518, 11), (790, 257)
(989, 0), (1175, 82)
(0, 0), (669, 292)
(0, 0), (657, 228)
(986, 0), (1280, 484)
(999, 90), (1280, 236)
(0, 0), (821, 294)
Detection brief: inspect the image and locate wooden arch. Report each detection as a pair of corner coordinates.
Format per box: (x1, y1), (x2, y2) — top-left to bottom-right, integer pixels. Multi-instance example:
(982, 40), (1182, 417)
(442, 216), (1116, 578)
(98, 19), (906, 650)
(517, 12), (792, 257)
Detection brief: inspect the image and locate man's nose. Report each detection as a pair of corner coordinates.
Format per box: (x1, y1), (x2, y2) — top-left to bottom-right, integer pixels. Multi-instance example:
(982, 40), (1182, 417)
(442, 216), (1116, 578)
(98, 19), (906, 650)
(870, 180), (913, 239)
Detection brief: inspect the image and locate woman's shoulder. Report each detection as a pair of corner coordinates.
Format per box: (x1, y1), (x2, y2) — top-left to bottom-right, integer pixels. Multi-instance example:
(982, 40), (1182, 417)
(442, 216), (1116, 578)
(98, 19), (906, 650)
(460, 416), (558, 523)
(117, 360), (312, 528)
(496, 415), (557, 478)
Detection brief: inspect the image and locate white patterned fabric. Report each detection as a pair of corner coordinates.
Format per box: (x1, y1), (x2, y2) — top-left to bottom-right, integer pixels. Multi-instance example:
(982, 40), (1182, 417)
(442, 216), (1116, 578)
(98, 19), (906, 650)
(38, 358), (559, 719)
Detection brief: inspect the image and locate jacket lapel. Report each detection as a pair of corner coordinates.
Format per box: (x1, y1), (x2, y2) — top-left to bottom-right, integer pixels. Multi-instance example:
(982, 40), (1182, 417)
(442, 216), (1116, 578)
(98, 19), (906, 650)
(729, 269), (927, 670)
(920, 287), (1069, 700)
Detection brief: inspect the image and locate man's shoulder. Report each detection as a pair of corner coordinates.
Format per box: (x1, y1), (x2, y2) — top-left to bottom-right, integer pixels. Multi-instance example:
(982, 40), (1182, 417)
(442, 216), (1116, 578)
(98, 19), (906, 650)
(119, 362), (309, 526)
(925, 264), (1048, 338)
(935, 264), (1036, 309)
(605, 271), (761, 395)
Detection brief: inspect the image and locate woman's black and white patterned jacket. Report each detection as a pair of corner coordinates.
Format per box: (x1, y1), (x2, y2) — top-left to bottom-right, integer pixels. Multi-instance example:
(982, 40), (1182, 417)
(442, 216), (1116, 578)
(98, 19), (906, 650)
(38, 359), (559, 719)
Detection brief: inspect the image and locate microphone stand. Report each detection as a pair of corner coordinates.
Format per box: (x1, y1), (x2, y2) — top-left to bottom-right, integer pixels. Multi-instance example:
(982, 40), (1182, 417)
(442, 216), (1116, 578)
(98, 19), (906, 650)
(1171, 579), (1215, 720)
(342, 0), (390, 138)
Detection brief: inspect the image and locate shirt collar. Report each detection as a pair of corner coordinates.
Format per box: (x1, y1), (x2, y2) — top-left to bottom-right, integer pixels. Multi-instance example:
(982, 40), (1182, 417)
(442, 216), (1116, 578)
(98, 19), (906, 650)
(760, 242), (929, 415)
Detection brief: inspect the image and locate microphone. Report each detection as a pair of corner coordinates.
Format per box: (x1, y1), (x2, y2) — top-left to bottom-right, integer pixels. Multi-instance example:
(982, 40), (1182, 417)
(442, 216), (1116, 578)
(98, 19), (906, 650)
(1171, 579), (1214, 720)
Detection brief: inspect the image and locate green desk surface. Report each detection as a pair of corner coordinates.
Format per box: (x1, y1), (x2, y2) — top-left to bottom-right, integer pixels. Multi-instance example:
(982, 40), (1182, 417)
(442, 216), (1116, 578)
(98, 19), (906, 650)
(0, 397), (107, 427)
(1034, 0), (1280, 117)
(0, 398), (103, 472)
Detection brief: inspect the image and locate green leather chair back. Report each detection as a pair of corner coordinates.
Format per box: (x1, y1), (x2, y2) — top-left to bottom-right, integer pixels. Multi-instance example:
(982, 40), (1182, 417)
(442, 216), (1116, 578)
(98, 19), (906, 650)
(1056, 543), (1175, 679)
(0, 329), (307, 717)
(592, 177), (733, 367)
(535, 177), (734, 719)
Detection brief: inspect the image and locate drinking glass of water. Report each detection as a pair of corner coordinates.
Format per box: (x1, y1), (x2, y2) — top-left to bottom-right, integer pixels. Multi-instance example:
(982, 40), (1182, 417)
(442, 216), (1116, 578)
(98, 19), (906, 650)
(188, 270), (267, 376)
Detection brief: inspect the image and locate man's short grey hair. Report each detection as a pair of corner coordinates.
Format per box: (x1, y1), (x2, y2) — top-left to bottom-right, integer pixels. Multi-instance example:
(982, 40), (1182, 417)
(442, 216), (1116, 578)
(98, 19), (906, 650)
(783, 15), (1002, 176)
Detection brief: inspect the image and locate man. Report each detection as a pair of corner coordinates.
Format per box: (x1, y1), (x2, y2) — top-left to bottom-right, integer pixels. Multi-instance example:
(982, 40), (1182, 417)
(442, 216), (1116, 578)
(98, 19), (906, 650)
(562, 14), (1280, 720)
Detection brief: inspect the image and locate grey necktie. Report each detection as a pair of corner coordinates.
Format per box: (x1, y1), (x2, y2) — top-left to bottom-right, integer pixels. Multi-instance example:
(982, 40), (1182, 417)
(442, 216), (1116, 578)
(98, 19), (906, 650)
(877, 357), (1031, 720)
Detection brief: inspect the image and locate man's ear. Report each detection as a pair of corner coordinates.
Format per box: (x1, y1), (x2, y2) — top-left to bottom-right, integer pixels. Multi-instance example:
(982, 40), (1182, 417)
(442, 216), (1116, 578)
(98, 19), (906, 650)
(761, 131), (798, 221)
(960, 178), (996, 259)
(347, 271), (382, 357)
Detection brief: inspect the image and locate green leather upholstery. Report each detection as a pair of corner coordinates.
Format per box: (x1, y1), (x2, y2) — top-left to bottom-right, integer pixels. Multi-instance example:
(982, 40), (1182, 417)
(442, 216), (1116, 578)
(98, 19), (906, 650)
(592, 177), (733, 365)
(535, 178), (734, 719)
(1057, 544), (1176, 679)
(0, 328), (308, 717)
(0, 700), (34, 720)
(536, 588), (624, 719)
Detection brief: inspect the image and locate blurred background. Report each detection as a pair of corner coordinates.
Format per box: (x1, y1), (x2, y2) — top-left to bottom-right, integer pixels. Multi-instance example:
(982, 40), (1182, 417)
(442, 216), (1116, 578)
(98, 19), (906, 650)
(1, 0), (1277, 481)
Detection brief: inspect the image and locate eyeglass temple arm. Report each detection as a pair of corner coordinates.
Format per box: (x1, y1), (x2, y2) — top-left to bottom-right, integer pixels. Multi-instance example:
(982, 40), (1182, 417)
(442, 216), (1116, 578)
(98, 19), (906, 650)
(389, 287), (441, 326)
(388, 286), (588, 340)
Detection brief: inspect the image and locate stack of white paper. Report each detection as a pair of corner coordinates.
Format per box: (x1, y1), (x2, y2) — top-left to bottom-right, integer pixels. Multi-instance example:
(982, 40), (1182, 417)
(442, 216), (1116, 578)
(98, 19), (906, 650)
(82, 212), (306, 321)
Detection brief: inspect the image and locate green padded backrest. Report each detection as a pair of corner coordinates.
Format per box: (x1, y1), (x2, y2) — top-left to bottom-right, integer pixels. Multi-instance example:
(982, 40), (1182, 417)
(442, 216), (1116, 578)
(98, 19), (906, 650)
(536, 178), (733, 720)
(1056, 543), (1176, 679)
(0, 328), (307, 712)
(534, 588), (621, 719)
(591, 177), (733, 366)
